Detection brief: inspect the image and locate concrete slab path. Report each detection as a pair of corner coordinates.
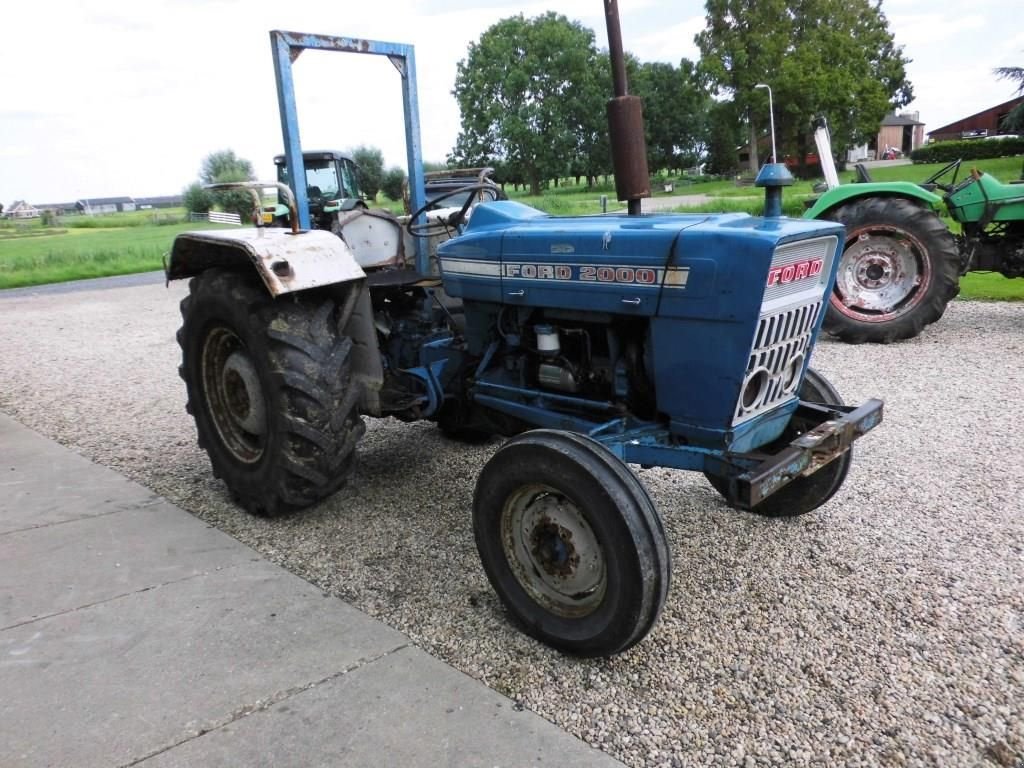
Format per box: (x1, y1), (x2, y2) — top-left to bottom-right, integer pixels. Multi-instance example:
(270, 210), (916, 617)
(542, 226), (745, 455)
(0, 414), (623, 768)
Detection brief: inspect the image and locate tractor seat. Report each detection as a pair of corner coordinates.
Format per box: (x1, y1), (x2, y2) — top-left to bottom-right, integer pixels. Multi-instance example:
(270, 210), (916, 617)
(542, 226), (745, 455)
(854, 164), (873, 183)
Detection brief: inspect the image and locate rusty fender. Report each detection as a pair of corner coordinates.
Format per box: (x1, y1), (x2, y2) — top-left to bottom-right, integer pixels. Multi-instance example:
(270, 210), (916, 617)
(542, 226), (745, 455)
(166, 228), (365, 297)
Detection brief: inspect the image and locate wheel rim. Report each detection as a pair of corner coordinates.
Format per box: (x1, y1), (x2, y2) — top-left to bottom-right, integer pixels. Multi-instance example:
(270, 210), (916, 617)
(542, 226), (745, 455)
(200, 326), (267, 464)
(500, 484), (606, 618)
(832, 224), (932, 322)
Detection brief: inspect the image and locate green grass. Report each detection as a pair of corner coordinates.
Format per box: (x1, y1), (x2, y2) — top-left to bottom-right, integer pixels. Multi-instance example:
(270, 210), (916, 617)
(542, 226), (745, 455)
(0, 220), (233, 289)
(866, 156), (1023, 183)
(959, 272), (1024, 300)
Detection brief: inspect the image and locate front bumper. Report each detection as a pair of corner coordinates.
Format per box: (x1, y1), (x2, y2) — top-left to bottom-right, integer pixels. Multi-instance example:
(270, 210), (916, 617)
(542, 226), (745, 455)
(727, 398), (884, 509)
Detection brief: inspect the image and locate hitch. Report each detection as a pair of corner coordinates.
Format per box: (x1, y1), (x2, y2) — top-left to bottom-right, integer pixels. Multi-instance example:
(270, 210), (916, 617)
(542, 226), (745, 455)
(727, 398), (884, 509)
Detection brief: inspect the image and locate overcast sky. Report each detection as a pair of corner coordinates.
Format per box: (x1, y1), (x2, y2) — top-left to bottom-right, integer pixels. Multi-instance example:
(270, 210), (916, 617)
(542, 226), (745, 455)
(1, 0), (1021, 206)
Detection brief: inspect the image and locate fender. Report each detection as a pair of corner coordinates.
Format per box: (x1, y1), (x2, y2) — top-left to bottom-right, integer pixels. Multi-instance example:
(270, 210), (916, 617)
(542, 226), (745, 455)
(166, 228), (365, 297)
(802, 181), (943, 220)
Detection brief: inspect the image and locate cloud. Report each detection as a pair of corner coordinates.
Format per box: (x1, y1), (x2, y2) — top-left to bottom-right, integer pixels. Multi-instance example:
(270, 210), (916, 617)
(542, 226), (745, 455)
(629, 16), (705, 63)
(0, 0), (1018, 203)
(0, 145), (31, 159)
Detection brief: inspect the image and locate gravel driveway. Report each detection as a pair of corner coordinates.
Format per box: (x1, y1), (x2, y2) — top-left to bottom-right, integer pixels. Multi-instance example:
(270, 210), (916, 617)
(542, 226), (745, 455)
(1, 278), (1021, 767)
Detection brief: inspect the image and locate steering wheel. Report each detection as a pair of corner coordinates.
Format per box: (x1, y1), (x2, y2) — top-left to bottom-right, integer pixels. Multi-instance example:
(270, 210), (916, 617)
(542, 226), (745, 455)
(405, 183), (499, 238)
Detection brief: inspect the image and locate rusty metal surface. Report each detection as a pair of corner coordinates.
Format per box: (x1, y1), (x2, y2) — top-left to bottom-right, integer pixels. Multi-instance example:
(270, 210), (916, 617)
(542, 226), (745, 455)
(168, 229), (365, 296)
(603, 0), (650, 214)
(607, 96), (651, 207)
(740, 398), (884, 507)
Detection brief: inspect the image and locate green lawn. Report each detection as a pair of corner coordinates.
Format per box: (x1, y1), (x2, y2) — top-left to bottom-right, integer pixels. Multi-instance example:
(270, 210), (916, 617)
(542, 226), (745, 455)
(959, 272), (1024, 300)
(0, 217), (233, 289)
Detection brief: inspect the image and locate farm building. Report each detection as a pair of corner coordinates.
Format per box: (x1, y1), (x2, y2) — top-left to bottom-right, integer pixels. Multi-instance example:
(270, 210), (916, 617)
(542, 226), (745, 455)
(36, 202), (78, 215)
(846, 112), (926, 162)
(135, 195), (183, 209)
(76, 197), (136, 215)
(928, 96), (1024, 142)
(3, 200), (41, 219)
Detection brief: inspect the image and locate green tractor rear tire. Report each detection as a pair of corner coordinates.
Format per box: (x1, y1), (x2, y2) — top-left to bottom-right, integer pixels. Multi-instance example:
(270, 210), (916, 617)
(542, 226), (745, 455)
(821, 197), (960, 343)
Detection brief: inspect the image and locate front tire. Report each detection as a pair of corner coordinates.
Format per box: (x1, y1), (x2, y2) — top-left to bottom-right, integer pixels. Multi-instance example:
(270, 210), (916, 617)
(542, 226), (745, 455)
(823, 197), (960, 343)
(177, 269), (365, 516)
(705, 369), (852, 517)
(473, 430), (670, 657)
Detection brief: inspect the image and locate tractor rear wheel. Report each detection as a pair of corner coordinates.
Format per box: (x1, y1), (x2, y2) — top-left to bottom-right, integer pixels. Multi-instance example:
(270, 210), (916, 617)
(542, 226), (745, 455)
(473, 430), (670, 657)
(177, 268), (365, 516)
(705, 369), (852, 517)
(822, 197), (960, 343)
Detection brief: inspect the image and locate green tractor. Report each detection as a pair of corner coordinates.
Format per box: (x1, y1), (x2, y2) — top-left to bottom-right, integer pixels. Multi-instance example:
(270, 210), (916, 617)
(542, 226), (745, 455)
(805, 118), (1024, 343)
(266, 150), (366, 229)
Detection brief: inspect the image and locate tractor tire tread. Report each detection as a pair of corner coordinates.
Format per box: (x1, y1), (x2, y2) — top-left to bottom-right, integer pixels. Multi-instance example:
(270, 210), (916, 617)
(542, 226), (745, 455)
(178, 268), (363, 516)
(823, 197), (960, 343)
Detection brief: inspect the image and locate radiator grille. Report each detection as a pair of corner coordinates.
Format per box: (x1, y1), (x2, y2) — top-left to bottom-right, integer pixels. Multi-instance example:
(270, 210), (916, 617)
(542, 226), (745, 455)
(732, 234), (837, 425)
(733, 300), (823, 424)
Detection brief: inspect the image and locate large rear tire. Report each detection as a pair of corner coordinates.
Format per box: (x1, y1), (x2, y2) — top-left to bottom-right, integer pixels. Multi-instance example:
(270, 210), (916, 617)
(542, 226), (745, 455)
(705, 369), (852, 517)
(177, 269), (365, 516)
(822, 197), (960, 343)
(473, 430), (670, 657)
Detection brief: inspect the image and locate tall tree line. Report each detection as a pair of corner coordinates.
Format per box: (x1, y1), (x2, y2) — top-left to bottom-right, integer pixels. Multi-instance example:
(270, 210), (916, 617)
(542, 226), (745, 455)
(450, 3), (914, 183)
(449, 13), (708, 193)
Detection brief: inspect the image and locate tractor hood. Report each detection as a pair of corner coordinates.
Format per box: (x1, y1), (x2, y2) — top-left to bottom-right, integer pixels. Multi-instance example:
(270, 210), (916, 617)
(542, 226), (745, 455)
(438, 200), (841, 319)
(439, 201), (719, 311)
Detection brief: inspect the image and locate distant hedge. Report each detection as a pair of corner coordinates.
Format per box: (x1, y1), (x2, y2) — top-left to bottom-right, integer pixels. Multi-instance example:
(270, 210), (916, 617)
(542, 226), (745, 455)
(911, 137), (1024, 163)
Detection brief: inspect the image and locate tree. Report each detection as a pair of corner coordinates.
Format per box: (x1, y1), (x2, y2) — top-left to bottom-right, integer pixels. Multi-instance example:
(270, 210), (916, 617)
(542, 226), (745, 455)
(633, 59), (710, 173)
(705, 100), (743, 175)
(183, 182), (213, 214)
(697, 0), (913, 174)
(196, 149), (256, 219)
(451, 13), (607, 195)
(200, 149), (254, 185)
(351, 146), (384, 199)
(381, 167), (407, 202)
(996, 64), (1024, 132)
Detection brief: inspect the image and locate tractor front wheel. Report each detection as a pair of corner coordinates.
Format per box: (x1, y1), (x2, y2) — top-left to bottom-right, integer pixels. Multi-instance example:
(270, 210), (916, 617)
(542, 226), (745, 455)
(473, 430), (670, 657)
(823, 197), (960, 343)
(177, 269), (365, 516)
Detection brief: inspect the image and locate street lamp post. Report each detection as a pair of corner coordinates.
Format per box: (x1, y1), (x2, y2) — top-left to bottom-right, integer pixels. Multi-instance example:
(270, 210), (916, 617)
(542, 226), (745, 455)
(754, 83), (776, 164)
(751, 83), (792, 219)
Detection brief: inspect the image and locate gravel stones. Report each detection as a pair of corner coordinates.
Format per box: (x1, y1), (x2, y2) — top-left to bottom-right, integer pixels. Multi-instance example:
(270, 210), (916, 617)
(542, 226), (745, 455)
(0, 279), (1021, 767)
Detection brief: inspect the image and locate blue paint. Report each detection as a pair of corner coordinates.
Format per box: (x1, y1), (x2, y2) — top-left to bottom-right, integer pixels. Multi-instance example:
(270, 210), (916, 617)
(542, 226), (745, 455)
(439, 202), (845, 452)
(269, 30), (424, 261)
(754, 163), (795, 219)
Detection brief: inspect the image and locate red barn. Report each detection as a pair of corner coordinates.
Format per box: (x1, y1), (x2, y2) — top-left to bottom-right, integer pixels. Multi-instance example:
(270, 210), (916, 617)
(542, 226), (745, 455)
(928, 96), (1024, 142)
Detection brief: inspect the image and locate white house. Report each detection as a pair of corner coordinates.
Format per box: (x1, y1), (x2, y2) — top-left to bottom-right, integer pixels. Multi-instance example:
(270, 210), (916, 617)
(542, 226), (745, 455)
(3, 200), (41, 219)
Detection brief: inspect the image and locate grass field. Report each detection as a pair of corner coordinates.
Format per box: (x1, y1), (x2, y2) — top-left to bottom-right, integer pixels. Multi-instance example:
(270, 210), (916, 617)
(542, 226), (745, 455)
(0, 211), (232, 289)
(2, 158), (1023, 299)
(958, 272), (1023, 300)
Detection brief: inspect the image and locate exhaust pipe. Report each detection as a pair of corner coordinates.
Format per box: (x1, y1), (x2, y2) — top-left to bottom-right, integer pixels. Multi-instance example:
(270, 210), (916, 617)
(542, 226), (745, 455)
(603, 0), (650, 216)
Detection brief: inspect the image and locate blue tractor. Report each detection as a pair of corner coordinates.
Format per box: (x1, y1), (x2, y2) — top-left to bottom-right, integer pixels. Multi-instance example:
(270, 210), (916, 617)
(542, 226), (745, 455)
(166, 4), (882, 657)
